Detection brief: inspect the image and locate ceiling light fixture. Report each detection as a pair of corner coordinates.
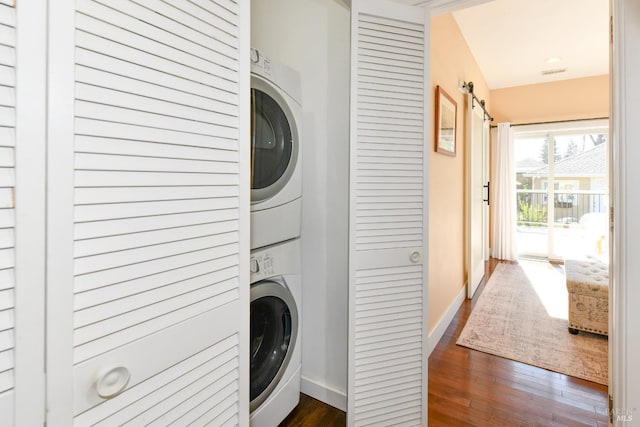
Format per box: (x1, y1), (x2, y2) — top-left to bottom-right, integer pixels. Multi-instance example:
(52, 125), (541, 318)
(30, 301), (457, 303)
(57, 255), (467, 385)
(541, 68), (567, 76)
(545, 57), (562, 64)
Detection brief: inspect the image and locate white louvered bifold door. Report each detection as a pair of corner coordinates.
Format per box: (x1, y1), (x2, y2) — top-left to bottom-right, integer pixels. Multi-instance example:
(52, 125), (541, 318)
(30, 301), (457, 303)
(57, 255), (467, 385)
(348, 1), (429, 425)
(46, 1), (250, 425)
(0, 3), (16, 423)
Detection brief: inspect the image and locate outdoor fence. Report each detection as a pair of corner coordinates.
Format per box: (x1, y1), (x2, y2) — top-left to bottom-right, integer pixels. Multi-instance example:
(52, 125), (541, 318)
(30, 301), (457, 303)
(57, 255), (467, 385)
(516, 190), (607, 227)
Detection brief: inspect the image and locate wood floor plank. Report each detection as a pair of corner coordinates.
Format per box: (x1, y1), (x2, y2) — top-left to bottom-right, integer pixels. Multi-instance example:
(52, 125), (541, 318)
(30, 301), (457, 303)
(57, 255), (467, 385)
(280, 258), (608, 426)
(427, 258), (608, 427)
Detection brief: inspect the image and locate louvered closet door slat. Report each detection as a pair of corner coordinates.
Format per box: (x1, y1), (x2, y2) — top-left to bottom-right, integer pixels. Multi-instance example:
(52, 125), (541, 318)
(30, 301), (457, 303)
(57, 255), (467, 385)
(349, 0), (428, 426)
(74, 210), (239, 240)
(164, 0), (239, 37)
(53, 0), (250, 423)
(75, 185), (238, 205)
(75, 50), (238, 106)
(75, 136), (238, 162)
(0, 3), (15, 424)
(74, 221), (238, 257)
(75, 11), (237, 82)
(74, 244), (238, 295)
(75, 67), (238, 115)
(75, 199), (238, 223)
(75, 152), (238, 174)
(75, 118), (237, 151)
(73, 255), (237, 311)
(77, 1), (238, 72)
(74, 265), (238, 327)
(75, 83), (239, 127)
(74, 32), (236, 96)
(99, 0), (237, 59)
(75, 101), (238, 139)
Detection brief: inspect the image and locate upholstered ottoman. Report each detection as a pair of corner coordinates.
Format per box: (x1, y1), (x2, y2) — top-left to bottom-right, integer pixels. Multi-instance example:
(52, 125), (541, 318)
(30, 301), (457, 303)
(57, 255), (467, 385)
(565, 258), (609, 336)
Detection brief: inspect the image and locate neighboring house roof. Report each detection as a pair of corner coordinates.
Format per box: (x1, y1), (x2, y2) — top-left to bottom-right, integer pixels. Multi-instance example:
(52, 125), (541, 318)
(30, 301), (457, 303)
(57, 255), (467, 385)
(516, 157), (546, 173)
(525, 144), (606, 177)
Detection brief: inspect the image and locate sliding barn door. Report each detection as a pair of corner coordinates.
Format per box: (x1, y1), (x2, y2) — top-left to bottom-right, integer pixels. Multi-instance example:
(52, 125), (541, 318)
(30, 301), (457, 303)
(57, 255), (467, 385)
(466, 96), (489, 298)
(46, 1), (250, 425)
(348, 0), (429, 425)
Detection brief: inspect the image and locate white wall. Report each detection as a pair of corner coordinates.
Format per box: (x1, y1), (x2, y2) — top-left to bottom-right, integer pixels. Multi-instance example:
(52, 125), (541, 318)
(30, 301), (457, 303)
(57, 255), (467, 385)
(251, 0), (351, 409)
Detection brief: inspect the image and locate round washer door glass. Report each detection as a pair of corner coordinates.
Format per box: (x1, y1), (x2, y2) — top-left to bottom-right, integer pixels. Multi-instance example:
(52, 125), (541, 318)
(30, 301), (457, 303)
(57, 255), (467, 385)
(251, 87), (296, 201)
(250, 281), (298, 411)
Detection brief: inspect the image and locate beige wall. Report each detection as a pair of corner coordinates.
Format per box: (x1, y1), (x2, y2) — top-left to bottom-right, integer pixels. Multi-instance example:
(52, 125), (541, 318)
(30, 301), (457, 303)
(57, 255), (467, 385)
(491, 75), (609, 124)
(428, 14), (491, 332)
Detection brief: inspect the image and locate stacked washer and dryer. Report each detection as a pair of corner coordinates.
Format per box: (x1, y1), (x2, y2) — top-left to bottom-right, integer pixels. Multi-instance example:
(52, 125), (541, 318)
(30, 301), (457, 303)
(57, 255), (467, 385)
(249, 48), (303, 426)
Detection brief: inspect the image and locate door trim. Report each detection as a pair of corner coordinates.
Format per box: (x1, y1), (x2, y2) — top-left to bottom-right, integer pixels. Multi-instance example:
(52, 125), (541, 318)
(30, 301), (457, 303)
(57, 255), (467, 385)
(45, 3), (76, 425)
(13, 2), (47, 425)
(610, 0), (637, 420)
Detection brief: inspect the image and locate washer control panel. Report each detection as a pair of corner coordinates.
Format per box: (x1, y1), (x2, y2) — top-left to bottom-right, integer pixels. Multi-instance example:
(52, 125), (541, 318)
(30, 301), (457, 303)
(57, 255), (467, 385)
(250, 252), (274, 282)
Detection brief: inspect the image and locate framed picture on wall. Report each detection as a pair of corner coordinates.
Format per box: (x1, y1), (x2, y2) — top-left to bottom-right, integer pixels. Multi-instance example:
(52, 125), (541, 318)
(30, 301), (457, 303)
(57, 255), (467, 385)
(435, 85), (457, 156)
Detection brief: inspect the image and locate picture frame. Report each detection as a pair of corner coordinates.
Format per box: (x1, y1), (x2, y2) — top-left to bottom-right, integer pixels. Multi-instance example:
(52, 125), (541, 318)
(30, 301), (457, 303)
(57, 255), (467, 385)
(435, 85), (457, 156)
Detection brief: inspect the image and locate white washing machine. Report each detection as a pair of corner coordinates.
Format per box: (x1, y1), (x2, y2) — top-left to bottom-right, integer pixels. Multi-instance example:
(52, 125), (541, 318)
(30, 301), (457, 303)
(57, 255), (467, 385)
(250, 48), (302, 250)
(249, 239), (301, 426)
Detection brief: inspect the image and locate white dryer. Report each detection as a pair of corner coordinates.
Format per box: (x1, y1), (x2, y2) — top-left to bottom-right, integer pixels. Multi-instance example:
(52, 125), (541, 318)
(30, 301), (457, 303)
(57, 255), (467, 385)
(250, 48), (302, 250)
(249, 239), (301, 426)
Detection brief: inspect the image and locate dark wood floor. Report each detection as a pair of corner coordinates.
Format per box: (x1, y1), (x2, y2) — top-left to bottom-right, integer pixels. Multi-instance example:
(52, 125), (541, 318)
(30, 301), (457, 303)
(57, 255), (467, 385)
(279, 394), (346, 427)
(428, 258), (608, 426)
(281, 258), (608, 426)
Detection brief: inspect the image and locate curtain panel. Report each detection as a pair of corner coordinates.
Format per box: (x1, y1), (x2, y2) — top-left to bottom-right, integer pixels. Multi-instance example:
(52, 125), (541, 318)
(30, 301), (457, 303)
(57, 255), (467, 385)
(491, 123), (518, 260)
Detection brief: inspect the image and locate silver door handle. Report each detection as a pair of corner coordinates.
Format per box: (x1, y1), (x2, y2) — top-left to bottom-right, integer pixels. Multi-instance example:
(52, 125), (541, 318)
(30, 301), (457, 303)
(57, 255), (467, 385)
(410, 251), (421, 263)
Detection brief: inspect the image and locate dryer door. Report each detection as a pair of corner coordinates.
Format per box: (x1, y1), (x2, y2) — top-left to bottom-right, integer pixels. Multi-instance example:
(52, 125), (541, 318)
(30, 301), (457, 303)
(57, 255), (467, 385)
(250, 76), (299, 202)
(249, 279), (298, 411)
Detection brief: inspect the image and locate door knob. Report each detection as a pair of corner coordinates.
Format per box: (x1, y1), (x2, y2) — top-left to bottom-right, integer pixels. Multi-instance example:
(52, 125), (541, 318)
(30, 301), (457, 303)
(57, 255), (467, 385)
(96, 366), (130, 399)
(410, 251), (421, 263)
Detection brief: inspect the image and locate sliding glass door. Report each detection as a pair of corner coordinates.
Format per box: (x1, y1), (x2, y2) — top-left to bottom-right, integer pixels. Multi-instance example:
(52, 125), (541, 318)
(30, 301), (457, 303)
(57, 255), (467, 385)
(514, 121), (608, 261)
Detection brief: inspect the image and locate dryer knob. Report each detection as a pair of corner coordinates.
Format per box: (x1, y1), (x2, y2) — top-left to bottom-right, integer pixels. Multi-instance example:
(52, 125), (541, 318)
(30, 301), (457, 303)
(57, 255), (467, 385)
(250, 258), (260, 273)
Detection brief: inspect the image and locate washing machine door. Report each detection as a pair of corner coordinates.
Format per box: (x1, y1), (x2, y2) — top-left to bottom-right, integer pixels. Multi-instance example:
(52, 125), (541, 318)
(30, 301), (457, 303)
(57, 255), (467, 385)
(250, 279), (299, 412)
(250, 76), (299, 203)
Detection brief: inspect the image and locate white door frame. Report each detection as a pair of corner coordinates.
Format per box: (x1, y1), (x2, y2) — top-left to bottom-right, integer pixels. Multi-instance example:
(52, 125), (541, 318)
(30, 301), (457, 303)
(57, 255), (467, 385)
(425, 0), (635, 421)
(610, 0), (639, 422)
(12, 2), (47, 425)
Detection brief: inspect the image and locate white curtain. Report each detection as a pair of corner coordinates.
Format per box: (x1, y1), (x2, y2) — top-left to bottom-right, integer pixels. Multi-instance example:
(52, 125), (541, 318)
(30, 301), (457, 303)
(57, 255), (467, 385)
(491, 123), (518, 260)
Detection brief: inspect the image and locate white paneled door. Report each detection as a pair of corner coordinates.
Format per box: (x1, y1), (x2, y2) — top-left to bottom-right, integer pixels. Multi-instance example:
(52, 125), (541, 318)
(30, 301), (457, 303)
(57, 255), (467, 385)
(46, 1), (250, 425)
(466, 97), (489, 299)
(348, 0), (429, 425)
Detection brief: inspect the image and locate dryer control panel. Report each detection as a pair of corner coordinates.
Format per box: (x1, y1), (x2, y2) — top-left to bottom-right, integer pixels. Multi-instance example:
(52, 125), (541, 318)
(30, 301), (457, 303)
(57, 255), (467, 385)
(250, 252), (274, 282)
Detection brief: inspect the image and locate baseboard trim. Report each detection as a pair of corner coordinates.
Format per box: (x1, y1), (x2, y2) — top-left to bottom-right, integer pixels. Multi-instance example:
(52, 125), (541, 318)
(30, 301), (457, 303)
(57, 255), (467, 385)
(427, 284), (467, 356)
(300, 376), (347, 412)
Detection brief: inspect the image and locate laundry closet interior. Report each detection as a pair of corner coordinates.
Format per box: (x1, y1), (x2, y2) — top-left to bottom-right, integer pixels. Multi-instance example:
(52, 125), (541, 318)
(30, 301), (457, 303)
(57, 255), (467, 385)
(2, 0), (431, 425)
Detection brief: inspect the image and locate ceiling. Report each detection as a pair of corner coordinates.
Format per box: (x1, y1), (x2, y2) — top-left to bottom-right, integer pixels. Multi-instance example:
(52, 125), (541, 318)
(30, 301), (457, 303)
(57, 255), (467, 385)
(392, 0), (609, 89)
